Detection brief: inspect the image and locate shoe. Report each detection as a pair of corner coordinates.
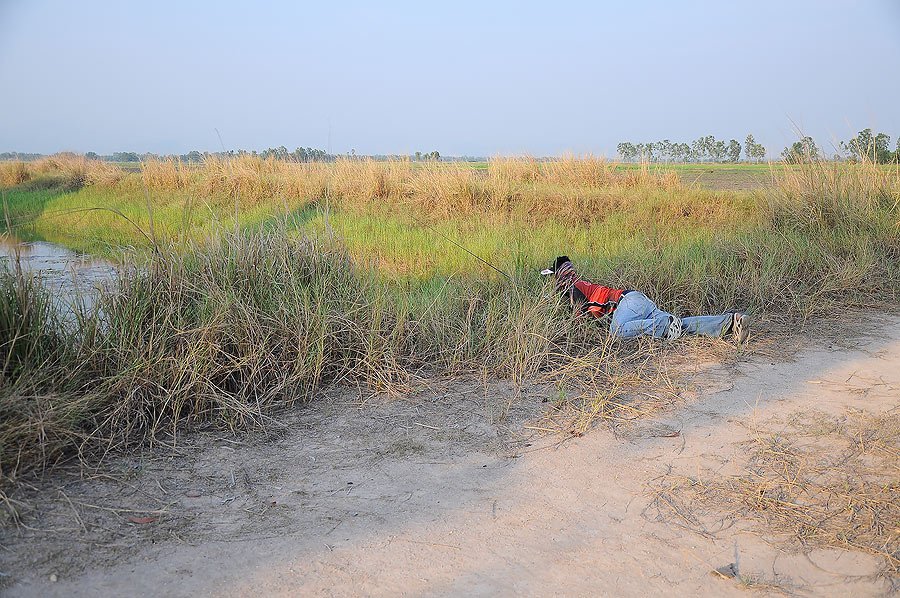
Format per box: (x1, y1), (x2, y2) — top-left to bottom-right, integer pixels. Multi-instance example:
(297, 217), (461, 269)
(732, 313), (750, 343)
(665, 316), (683, 340)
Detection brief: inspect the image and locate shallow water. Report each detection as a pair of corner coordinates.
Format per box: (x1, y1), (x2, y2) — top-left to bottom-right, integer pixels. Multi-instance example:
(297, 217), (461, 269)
(0, 235), (117, 310)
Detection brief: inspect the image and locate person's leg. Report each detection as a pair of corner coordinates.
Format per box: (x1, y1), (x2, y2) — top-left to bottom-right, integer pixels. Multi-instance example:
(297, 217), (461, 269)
(610, 292), (675, 339)
(682, 312), (751, 342)
(681, 314), (732, 337)
(647, 303), (681, 338)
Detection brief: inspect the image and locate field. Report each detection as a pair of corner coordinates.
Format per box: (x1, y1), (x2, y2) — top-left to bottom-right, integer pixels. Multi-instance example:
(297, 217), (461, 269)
(1, 155), (899, 478)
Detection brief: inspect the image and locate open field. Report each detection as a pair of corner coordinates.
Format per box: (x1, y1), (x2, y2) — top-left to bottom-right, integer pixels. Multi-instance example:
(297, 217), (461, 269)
(1, 155), (899, 478)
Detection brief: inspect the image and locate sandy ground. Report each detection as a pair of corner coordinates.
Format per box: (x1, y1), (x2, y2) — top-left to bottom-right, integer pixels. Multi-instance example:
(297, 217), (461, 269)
(2, 315), (899, 597)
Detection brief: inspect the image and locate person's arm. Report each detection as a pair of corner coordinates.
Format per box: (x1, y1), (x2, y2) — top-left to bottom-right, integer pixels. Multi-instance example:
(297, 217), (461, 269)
(583, 301), (616, 318)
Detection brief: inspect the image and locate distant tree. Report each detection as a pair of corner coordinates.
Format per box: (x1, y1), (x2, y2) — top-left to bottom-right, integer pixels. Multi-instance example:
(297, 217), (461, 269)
(658, 139), (672, 163)
(839, 128), (895, 163)
(261, 146), (290, 160)
(754, 143), (766, 161)
(85, 151), (99, 160)
(781, 136), (819, 163)
(667, 142), (680, 162)
(874, 133), (892, 163)
(112, 151), (140, 162)
(617, 142), (638, 161)
(726, 139), (741, 162)
(0, 152), (44, 161)
(855, 129), (874, 160)
(713, 139), (727, 162)
(693, 136), (717, 162)
(414, 151), (422, 161)
(744, 134), (766, 162)
(744, 135), (755, 162)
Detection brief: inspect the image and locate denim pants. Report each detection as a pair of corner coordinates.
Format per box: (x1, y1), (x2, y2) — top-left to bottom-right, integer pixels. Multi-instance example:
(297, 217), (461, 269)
(609, 291), (731, 339)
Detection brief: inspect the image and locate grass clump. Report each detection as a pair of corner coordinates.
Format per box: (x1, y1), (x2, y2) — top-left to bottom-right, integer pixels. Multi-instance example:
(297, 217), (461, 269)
(0, 162), (30, 188)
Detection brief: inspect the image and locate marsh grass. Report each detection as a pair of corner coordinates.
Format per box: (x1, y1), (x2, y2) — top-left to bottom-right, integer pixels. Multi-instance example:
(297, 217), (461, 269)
(0, 154), (899, 478)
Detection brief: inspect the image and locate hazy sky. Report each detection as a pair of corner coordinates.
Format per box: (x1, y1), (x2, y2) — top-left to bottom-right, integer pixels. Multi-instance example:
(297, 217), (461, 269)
(1, 0), (899, 157)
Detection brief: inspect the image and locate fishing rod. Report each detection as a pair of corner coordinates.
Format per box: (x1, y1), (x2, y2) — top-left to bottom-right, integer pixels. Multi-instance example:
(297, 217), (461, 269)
(406, 212), (514, 283)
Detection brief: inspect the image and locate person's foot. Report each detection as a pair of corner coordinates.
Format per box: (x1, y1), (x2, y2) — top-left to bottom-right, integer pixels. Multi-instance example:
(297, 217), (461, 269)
(665, 316), (683, 340)
(732, 312), (750, 343)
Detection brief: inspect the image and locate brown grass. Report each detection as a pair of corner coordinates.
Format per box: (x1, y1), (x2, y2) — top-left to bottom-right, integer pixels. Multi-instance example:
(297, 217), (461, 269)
(650, 408), (900, 578)
(0, 161), (30, 188)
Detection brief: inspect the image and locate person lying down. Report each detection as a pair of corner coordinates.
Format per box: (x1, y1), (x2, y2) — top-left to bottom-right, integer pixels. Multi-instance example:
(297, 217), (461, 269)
(541, 256), (750, 342)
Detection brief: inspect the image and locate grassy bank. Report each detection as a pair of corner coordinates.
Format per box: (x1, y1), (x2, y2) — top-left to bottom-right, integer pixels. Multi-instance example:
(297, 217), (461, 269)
(1, 155), (899, 478)
(0, 231), (591, 477)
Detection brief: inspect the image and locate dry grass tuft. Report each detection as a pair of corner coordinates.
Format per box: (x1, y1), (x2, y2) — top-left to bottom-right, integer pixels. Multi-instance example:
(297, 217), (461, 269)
(141, 157), (188, 190)
(650, 408), (900, 577)
(537, 335), (686, 436)
(0, 161), (30, 188)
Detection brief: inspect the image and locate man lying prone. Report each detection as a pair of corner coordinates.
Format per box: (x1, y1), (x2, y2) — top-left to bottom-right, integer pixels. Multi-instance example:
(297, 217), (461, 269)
(542, 256), (750, 342)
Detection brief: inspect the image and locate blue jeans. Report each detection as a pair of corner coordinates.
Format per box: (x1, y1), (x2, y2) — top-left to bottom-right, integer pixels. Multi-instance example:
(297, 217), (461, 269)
(609, 291), (731, 339)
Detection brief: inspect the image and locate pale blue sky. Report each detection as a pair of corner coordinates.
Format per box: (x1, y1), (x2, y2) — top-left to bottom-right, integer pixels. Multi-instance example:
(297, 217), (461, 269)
(1, 0), (898, 157)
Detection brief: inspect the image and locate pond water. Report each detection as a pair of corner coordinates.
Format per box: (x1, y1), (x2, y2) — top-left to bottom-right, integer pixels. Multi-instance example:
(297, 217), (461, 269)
(0, 235), (118, 311)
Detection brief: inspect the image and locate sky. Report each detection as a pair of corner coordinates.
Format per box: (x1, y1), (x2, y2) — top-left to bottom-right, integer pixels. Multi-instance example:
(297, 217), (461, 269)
(1, 0), (899, 158)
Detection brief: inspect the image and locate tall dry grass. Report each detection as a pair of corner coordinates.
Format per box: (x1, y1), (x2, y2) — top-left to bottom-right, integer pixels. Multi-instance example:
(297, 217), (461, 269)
(2, 154), (694, 231)
(2, 155), (122, 191)
(0, 229), (595, 478)
(0, 162), (30, 188)
(771, 159), (900, 232)
(123, 154), (684, 220)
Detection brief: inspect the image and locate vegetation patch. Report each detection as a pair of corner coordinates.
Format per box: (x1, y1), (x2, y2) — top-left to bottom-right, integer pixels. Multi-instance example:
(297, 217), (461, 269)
(1, 155), (898, 479)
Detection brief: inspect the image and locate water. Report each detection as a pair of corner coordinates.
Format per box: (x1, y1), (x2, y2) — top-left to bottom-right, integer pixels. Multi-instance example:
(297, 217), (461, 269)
(0, 235), (118, 311)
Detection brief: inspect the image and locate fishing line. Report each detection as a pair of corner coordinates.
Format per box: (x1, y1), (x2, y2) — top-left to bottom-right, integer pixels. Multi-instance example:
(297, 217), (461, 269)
(1, 206), (157, 247)
(406, 212), (514, 283)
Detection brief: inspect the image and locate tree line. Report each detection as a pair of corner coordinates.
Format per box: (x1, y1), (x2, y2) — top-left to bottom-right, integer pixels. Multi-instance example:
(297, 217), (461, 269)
(0, 147), (339, 164)
(617, 135), (766, 163)
(781, 129), (900, 164)
(0, 148), (490, 163)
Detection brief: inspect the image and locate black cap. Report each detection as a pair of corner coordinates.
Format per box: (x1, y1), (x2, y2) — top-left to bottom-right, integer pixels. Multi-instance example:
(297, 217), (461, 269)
(541, 255), (571, 275)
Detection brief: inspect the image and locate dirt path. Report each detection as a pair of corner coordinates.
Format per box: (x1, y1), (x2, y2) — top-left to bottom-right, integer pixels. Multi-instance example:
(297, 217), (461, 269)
(3, 316), (900, 597)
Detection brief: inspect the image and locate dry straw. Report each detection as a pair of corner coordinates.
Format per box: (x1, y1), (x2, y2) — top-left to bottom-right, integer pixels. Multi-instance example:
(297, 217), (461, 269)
(650, 409), (900, 579)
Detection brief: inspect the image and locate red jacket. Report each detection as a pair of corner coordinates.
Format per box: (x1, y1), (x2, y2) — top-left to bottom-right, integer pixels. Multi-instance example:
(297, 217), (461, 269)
(573, 281), (626, 318)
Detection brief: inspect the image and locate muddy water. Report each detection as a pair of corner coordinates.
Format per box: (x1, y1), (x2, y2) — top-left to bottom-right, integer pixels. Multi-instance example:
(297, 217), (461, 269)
(0, 235), (117, 311)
